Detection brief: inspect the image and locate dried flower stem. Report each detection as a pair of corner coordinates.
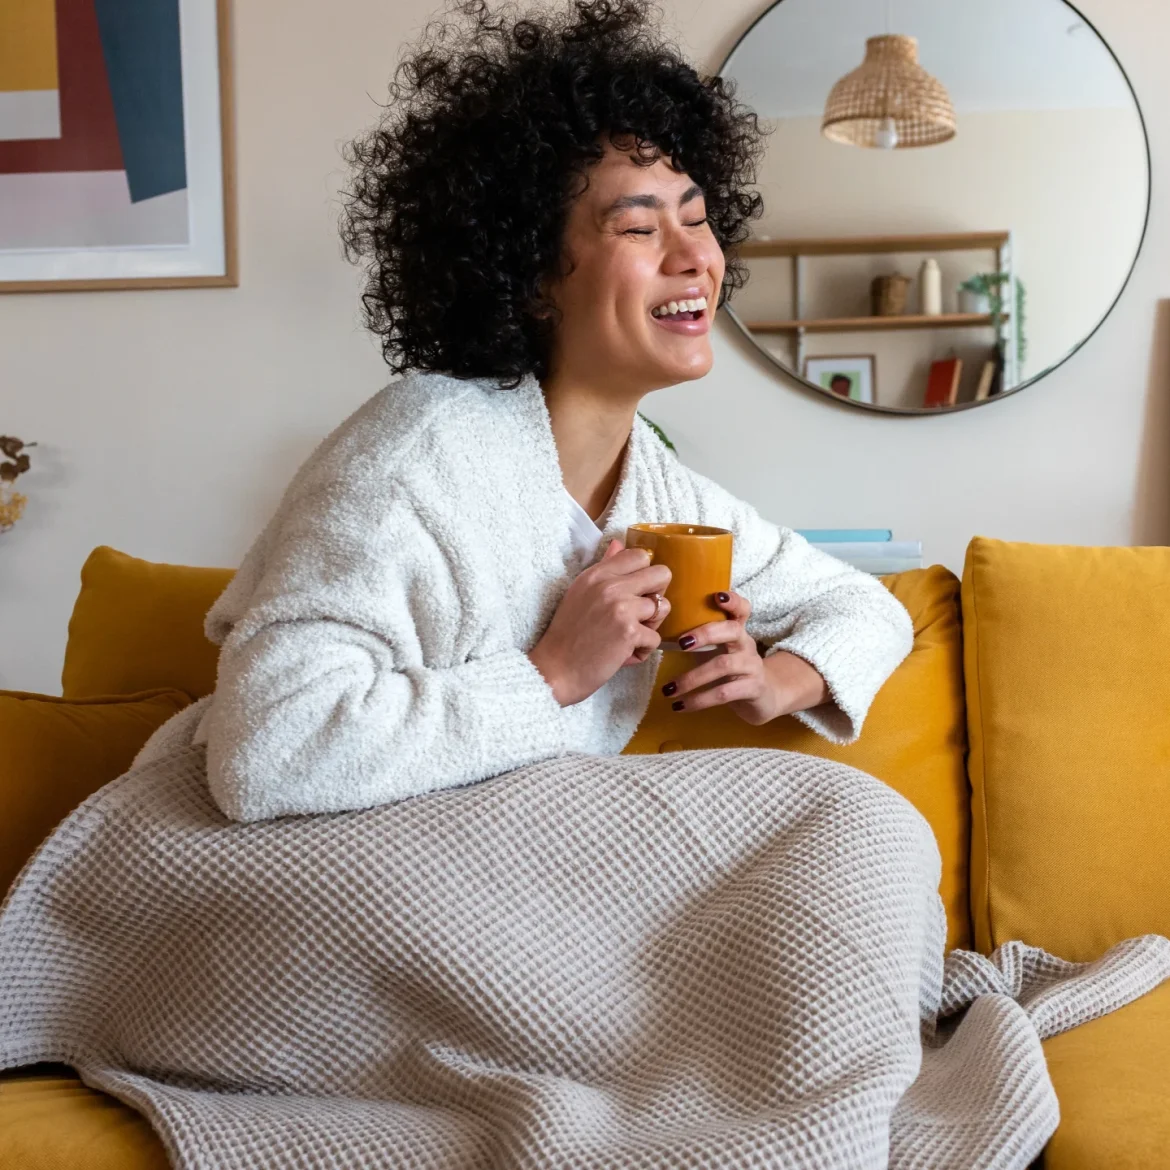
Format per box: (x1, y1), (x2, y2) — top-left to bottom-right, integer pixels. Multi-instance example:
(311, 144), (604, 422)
(0, 436), (35, 534)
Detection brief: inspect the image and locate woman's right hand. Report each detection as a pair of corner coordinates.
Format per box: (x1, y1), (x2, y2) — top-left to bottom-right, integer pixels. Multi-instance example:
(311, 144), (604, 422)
(527, 539), (672, 707)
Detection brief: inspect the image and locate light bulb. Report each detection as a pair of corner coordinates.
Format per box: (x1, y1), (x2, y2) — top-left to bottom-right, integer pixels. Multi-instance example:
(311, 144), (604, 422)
(874, 116), (899, 149)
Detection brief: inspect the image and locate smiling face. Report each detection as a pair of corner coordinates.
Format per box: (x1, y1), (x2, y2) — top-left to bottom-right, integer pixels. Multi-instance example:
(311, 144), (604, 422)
(543, 140), (726, 398)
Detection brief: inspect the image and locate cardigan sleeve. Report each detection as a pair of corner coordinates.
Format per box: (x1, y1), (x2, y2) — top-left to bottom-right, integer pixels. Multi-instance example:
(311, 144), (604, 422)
(674, 460), (914, 744)
(196, 479), (571, 822)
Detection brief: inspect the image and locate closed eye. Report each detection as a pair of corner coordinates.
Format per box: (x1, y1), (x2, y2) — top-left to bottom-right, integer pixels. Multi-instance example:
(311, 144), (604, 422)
(623, 218), (708, 236)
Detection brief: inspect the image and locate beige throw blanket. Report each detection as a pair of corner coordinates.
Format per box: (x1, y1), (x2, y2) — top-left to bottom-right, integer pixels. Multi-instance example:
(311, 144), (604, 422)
(1, 738), (1167, 1169)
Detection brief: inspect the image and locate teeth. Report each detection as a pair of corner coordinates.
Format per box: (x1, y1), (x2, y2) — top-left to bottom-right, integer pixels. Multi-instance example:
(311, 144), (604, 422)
(651, 295), (708, 318)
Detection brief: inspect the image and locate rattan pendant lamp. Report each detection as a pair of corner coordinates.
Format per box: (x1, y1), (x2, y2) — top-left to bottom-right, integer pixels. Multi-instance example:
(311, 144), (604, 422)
(821, 12), (956, 150)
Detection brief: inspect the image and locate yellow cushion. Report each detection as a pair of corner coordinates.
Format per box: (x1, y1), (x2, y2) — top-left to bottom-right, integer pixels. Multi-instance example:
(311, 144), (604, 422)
(61, 546), (233, 701)
(0, 1066), (167, 1170)
(0, 688), (190, 897)
(624, 566), (972, 951)
(1041, 981), (1170, 1169)
(962, 538), (1170, 958)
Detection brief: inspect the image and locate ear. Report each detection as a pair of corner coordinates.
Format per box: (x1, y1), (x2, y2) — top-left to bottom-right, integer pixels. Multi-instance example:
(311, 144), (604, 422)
(529, 279), (560, 322)
(536, 248), (578, 317)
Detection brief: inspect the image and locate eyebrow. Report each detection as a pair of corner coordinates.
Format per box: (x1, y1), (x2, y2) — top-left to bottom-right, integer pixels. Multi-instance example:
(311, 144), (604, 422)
(603, 183), (703, 219)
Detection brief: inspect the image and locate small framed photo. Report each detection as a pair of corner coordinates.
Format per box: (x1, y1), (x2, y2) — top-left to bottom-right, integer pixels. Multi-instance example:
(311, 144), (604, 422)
(0, 0), (236, 292)
(803, 355), (876, 404)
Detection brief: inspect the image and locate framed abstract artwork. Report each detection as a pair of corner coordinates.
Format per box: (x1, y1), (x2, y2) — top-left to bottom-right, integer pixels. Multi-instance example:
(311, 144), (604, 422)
(0, 0), (236, 292)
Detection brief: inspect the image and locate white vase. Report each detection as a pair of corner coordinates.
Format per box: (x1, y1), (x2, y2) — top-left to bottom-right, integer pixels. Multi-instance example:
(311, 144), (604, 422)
(919, 259), (942, 315)
(959, 288), (991, 314)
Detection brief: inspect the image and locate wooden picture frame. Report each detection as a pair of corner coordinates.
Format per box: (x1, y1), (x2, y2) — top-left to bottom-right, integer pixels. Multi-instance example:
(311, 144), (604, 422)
(803, 354), (877, 404)
(0, 0), (237, 293)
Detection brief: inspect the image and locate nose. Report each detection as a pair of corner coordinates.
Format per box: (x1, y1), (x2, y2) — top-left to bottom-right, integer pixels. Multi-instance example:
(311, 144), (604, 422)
(662, 219), (720, 280)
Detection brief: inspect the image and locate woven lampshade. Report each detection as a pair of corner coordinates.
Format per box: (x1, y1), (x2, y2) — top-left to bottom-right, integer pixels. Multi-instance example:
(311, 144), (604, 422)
(822, 34), (956, 149)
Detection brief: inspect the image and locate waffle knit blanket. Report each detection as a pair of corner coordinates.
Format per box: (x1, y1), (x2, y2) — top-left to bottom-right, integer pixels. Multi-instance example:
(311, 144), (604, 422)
(2, 735), (1167, 1170)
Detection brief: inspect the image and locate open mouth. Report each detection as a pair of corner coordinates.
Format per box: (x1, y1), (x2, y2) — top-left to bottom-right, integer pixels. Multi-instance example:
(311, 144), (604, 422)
(650, 295), (708, 322)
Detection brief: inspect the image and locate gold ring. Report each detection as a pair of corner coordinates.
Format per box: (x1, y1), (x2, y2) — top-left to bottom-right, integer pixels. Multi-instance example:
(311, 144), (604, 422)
(652, 593), (664, 620)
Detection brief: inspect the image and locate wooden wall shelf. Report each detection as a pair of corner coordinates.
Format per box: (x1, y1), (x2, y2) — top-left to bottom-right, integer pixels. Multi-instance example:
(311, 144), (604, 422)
(739, 231), (1011, 258)
(737, 229), (1020, 401)
(746, 312), (1005, 334)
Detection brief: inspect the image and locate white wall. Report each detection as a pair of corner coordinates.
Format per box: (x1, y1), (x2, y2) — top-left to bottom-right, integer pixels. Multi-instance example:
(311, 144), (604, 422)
(1, 0), (1168, 694)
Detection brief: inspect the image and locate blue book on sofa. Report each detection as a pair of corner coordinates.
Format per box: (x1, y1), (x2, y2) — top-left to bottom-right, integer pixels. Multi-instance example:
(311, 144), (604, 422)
(795, 528), (893, 543)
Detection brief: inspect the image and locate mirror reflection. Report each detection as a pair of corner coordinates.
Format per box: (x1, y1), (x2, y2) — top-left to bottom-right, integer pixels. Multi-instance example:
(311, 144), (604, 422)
(719, 0), (1149, 413)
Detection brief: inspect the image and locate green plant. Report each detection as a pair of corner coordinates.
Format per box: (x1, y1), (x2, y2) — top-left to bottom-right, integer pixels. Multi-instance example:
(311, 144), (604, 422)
(958, 272), (1027, 371)
(637, 413), (676, 453)
(1014, 278), (1028, 368)
(958, 271), (1007, 299)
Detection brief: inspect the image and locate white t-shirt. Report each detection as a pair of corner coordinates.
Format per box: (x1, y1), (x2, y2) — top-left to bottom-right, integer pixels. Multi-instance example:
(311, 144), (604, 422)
(563, 483), (617, 567)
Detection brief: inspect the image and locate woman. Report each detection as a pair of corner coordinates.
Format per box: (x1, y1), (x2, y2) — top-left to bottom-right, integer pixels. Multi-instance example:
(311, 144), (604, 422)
(189, 0), (913, 821)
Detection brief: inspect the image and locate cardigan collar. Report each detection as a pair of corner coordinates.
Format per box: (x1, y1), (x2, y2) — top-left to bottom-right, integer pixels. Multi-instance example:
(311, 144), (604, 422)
(499, 371), (645, 569)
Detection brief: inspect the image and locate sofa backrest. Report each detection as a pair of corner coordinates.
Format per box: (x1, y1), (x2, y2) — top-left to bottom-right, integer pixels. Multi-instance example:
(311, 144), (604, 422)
(61, 546), (973, 950)
(962, 537), (1170, 960)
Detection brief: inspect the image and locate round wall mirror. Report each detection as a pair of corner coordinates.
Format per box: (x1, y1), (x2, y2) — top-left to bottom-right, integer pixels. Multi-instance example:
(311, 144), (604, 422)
(718, 0), (1151, 414)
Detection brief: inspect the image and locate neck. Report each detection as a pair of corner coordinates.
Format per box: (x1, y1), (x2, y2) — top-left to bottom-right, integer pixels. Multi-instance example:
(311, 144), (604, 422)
(540, 372), (643, 524)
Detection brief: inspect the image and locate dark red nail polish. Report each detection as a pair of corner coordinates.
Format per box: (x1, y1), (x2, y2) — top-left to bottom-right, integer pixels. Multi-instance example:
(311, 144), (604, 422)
(717, 592), (730, 604)
(671, 699), (684, 711)
(662, 681), (677, 696)
(679, 634), (696, 649)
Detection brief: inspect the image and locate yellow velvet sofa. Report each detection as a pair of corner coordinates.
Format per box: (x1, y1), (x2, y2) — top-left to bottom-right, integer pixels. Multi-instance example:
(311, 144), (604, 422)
(2, 538), (1168, 1169)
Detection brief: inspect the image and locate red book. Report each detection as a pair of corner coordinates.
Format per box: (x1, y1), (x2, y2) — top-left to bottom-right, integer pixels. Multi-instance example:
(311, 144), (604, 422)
(924, 358), (962, 408)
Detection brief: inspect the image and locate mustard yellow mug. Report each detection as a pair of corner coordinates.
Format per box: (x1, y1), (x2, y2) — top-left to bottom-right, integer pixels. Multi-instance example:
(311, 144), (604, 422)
(625, 523), (733, 650)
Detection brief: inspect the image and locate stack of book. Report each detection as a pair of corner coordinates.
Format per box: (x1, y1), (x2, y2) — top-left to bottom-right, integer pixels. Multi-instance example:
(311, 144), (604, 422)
(794, 529), (923, 575)
(923, 347), (1004, 408)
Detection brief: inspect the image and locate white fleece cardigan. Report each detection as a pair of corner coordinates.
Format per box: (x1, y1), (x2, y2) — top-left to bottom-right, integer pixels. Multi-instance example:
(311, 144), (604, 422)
(191, 369), (913, 821)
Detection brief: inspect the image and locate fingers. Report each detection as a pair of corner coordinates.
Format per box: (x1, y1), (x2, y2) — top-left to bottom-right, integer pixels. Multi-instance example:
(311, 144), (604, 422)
(641, 591), (670, 628)
(619, 593), (671, 667)
(601, 543), (648, 569)
(594, 546), (673, 601)
(675, 590), (752, 651)
(665, 673), (760, 712)
(600, 545), (670, 581)
(661, 646), (757, 700)
(676, 619), (745, 652)
(662, 590), (757, 699)
(714, 589), (752, 623)
(620, 611), (663, 668)
(612, 562), (671, 601)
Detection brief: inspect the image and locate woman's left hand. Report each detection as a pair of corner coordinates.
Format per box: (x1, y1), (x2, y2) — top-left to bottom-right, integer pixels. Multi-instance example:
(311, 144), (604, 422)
(660, 590), (784, 727)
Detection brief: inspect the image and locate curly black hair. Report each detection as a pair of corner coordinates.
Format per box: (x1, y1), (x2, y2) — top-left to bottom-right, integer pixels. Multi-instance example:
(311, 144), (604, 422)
(338, 0), (765, 386)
